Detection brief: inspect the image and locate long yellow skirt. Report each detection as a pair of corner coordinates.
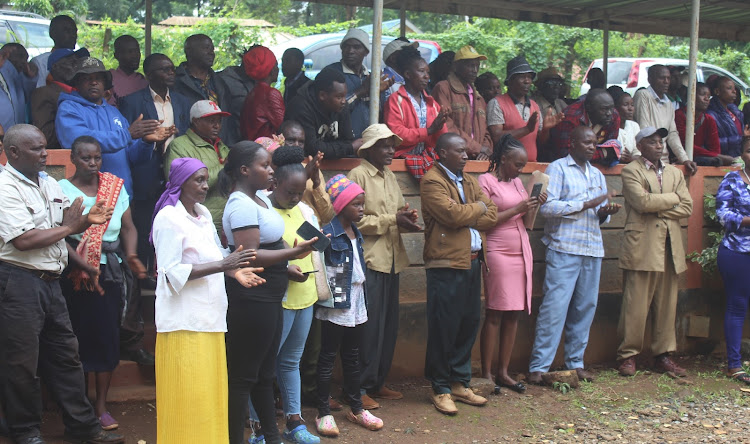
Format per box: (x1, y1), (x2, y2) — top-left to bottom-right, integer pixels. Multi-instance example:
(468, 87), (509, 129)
(156, 331), (229, 444)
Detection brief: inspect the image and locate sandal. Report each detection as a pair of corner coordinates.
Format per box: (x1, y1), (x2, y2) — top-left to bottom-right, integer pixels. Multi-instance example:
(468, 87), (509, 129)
(729, 370), (750, 385)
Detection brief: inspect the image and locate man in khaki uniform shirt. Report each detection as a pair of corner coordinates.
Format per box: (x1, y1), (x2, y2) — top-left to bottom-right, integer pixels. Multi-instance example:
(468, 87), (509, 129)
(616, 127), (693, 378)
(0, 124), (124, 444)
(348, 124), (422, 408)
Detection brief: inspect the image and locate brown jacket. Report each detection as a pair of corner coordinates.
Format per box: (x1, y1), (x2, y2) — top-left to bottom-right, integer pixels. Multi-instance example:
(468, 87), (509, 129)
(421, 163), (497, 270)
(431, 73), (492, 157)
(618, 158), (693, 273)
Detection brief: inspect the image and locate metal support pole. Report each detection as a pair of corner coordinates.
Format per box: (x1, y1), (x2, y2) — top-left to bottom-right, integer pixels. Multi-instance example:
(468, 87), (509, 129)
(602, 15), (609, 84)
(369, 0), (383, 125)
(400, 4), (406, 37)
(685, 0), (700, 161)
(145, 0), (152, 56)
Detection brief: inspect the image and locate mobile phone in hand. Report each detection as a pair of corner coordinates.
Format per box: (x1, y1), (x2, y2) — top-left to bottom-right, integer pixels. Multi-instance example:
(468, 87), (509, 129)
(530, 183), (543, 199)
(296, 221), (331, 252)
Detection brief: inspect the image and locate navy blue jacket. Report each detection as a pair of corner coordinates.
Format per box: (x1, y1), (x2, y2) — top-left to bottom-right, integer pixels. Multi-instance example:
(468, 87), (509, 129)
(319, 216), (366, 310)
(119, 87), (191, 202)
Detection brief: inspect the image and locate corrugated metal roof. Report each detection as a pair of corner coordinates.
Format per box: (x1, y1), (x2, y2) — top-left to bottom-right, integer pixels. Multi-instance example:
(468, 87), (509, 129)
(312, 0), (750, 41)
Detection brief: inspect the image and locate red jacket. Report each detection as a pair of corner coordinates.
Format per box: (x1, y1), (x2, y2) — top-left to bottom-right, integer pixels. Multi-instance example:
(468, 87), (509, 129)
(384, 85), (446, 158)
(240, 81), (285, 141)
(675, 108), (720, 158)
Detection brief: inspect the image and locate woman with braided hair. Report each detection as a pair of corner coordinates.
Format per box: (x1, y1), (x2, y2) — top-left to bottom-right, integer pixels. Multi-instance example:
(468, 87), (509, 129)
(478, 134), (546, 394)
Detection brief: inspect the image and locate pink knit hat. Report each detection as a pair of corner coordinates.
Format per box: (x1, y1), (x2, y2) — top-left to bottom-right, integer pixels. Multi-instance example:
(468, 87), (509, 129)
(325, 174), (364, 214)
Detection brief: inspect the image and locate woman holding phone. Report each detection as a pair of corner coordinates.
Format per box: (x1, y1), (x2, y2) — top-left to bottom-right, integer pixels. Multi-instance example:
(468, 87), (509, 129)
(478, 134), (546, 394)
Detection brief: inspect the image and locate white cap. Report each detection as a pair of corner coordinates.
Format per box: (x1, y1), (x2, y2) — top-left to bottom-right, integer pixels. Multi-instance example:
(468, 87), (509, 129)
(383, 39), (418, 62)
(189, 100), (231, 121)
(341, 28), (370, 52)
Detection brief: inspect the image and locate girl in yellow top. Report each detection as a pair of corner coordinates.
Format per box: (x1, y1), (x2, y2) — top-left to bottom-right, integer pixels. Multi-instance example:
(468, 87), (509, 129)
(249, 145), (323, 444)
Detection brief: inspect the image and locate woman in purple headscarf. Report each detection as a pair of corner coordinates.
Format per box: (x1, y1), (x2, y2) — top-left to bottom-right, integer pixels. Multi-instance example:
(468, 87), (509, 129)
(151, 157), (265, 444)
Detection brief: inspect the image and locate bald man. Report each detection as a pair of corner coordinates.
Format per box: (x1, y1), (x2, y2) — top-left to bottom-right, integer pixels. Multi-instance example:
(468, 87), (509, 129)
(0, 125), (124, 444)
(528, 126), (620, 385)
(421, 132), (497, 415)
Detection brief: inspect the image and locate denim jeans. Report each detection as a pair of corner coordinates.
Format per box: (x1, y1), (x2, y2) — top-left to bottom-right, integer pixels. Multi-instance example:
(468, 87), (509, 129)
(529, 249), (601, 373)
(249, 305), (314, 421)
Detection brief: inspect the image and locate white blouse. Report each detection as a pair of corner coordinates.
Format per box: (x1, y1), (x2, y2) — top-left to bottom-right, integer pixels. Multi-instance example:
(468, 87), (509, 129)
(153, 200), (229, 333)
(618, 120), (641, 159)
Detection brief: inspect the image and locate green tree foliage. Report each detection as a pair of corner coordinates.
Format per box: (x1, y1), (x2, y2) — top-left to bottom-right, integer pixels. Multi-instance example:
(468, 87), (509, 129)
(13, 0), (87, 17)
(78, 17), (262, 71)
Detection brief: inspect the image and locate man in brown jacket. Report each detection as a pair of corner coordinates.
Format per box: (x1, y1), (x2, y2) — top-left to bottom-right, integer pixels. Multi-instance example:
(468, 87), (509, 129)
(616, 127), (693, 377)
(431, 46), (493, 160)
(421, 132), (498, 415)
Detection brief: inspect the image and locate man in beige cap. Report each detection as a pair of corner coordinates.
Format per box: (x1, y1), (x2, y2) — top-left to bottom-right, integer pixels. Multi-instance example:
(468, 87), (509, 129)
(431, 45), (492, 160)
(347, 124), (421, 410)
(325, 28), (393, 139)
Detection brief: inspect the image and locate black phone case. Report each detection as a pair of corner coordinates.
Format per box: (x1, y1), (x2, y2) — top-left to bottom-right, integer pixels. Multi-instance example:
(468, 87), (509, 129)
(296, 221), (331, 252)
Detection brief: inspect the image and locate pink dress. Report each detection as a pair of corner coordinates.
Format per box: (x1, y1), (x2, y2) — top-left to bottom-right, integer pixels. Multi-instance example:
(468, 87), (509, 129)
(478, 174), (533, 313)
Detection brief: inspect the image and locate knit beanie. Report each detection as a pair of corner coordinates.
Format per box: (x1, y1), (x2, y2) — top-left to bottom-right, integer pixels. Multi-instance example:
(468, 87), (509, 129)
(326, 174), (364, 215)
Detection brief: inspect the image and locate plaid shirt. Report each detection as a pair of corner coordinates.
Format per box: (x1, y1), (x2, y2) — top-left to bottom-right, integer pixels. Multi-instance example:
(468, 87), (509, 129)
(539, 155), (609, 258)
(546, 100), (621, 161)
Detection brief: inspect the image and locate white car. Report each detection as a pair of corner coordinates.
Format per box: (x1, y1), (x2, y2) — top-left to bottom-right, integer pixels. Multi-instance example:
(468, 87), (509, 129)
(0, 10), (53, 58)
(579, 57), (750, 98)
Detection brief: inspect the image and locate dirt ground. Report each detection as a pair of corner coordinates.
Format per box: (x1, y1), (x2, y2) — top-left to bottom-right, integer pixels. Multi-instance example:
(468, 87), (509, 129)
(3, 355), (750, 444)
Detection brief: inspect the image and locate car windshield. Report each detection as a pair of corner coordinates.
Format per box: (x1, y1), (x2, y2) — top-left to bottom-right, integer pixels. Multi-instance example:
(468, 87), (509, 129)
(592, 60), (633, 85)
(8, 21), (53, 50)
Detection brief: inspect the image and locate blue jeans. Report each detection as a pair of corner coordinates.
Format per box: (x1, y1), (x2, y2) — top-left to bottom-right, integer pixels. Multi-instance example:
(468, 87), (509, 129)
(529, 249), (601, 373)
(249, 305), (314, 421)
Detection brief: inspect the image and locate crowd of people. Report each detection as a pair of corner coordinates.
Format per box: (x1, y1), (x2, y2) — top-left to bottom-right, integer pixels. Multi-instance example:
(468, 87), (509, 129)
(0, 15), (749, 444)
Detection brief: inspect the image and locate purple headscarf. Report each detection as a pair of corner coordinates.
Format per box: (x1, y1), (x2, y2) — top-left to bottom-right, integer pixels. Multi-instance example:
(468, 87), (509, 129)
(149, 158), (208, 243)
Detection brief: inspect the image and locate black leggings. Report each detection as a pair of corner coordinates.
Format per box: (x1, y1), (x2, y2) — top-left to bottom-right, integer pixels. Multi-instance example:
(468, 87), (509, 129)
(226, 296), (282, 444)
(316, 320), (364, 416)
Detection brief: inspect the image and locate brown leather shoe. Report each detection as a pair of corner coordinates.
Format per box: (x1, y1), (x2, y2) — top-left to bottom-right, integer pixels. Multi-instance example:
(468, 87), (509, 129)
(654, 354), (687, 377)
(431, 393), (458, 415)
(574, 368), (595, 382)
(371, 386), (403, 400)
(360, 394), (380, 410)
(329, 396), (343, 411)
(618, 357), (636, 376)
(527, 371), (543, 385)
(450, 382), (487, 406)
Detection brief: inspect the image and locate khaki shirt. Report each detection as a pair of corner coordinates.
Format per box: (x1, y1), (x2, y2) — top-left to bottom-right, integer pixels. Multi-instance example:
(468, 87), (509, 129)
(348, 160), (410, 274)
(0, 163), (70, 273)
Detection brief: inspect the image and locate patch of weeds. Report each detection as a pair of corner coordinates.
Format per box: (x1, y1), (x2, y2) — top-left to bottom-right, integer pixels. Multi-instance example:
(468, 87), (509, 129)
(696, 370), (723, 379)
(578, 380), (595, 394)
(553, 381), (571, 394)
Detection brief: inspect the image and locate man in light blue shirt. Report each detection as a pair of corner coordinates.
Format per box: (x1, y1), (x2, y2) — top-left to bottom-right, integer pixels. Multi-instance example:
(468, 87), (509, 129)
(528, 126), (621, 384)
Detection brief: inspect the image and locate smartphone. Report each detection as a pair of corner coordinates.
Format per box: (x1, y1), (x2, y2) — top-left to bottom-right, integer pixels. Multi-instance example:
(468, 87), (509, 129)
(530, 183), (543, 199)
(296, 221), (331, 252)
(302, 270), (319, 275)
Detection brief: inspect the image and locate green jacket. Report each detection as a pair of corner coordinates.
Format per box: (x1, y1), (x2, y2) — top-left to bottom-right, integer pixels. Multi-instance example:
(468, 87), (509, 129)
(164, 129), (230, 232)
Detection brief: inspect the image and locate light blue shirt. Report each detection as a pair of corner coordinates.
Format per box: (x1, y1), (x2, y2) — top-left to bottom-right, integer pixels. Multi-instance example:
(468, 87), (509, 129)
(438, 162), (483, 252)
(539, 155), (608, 258)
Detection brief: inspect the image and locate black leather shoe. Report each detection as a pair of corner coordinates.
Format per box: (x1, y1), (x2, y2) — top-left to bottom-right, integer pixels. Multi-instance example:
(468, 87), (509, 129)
(126, 348), (155, 365)
(63, 430), (124, 443)
(17, 437), (46, 444)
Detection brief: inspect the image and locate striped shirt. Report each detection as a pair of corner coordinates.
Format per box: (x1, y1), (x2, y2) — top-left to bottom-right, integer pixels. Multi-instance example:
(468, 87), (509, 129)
(539, 155), (608, 258)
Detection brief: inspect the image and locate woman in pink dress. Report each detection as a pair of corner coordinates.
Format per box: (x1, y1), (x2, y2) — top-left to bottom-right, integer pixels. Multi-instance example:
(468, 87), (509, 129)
(478, 134), (546, 393)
